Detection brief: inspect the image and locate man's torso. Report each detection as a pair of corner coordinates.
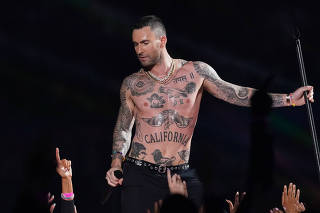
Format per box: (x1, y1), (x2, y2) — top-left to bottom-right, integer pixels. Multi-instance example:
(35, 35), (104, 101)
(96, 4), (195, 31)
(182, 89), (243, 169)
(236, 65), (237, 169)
(126, 60), (204, 166)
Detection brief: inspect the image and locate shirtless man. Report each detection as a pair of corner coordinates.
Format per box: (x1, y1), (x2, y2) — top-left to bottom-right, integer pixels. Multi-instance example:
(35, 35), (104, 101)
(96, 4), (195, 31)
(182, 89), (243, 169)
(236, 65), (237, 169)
(105, 15), (314, 212)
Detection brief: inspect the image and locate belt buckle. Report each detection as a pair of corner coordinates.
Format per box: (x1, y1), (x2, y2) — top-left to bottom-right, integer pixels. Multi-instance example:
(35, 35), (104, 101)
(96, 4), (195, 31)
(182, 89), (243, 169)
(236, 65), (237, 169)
(158, 165), (166, 173)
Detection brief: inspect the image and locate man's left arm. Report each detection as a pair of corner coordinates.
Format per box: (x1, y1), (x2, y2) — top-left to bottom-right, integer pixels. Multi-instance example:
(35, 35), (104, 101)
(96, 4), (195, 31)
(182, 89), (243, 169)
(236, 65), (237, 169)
(193, 61), (314, 107)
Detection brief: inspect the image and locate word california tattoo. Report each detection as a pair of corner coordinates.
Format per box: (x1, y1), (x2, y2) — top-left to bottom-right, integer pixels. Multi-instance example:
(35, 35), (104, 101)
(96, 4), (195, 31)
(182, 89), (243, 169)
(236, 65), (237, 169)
(147, 93), (166, 108)
(144, 131), (190, 146)
(152, 149), (176, 166)
(142, 110), (193, 129)
(127, 74), (155, 96)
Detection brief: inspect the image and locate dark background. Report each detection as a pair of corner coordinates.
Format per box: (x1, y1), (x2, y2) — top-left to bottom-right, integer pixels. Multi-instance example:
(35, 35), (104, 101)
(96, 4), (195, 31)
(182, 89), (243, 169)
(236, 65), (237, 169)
(1, 0), (320, 212)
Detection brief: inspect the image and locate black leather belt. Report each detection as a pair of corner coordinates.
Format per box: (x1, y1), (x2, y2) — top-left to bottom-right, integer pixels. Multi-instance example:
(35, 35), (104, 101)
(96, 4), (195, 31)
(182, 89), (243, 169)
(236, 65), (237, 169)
(125, 157), (189, 174)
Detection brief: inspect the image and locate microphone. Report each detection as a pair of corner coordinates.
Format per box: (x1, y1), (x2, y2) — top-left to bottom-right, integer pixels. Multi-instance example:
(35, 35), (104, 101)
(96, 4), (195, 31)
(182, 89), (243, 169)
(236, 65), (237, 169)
(101, 170), (123, 205)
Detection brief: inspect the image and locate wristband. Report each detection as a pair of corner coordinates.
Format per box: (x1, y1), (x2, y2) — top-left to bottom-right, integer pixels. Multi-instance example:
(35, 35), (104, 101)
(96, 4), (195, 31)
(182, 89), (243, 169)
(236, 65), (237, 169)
(286, 94), (291, 106)
(61, 192), (74, 200)
(289, 93), (296, 107)
(111, 151), (124, 161)
(286, 93), (296, 107)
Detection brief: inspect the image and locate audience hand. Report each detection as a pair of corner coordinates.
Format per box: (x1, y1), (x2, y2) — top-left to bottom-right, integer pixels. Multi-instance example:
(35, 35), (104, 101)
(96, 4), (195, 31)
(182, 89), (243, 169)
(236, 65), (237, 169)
(226, 191), (246, 213)
(48, 192), (55, 213)
(282, 183), (305, 213)
(167, 169), (188, 197)
(146, 200), (162, 213)
(270, 207), (284, 213)
(56, 148), (72, 179)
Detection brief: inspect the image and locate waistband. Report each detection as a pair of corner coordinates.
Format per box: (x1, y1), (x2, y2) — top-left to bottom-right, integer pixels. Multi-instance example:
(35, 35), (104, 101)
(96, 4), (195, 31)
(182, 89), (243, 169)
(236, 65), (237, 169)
(124, 156), (189, 175)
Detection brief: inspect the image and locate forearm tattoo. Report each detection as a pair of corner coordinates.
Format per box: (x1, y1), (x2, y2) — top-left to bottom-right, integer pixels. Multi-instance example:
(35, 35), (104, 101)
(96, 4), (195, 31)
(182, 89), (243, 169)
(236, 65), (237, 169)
(193, 61), (251, 106)
(112, 76), (135, 159)
(270, 94), (285, 107)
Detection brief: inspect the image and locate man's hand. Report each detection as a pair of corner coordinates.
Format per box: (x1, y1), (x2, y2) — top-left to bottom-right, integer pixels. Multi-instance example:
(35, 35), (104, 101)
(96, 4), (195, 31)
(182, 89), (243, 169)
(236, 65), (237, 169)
(282, 183), (305, 213)
(291, 86), (314, 106)
(106, 167), (123, 187)
(226, 191), (246, 213)
(167, 169), (188, 197)
(56, 148), (72, 179)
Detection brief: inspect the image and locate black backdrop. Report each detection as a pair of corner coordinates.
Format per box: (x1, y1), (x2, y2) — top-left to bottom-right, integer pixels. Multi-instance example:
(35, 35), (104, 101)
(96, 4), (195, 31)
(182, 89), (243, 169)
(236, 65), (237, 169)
(1, 0), (320, 212)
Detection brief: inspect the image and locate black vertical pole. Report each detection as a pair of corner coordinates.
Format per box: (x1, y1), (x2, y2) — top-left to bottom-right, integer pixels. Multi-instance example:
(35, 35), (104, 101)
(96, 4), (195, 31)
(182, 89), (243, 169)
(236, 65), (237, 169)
(295, 37), (320, 183)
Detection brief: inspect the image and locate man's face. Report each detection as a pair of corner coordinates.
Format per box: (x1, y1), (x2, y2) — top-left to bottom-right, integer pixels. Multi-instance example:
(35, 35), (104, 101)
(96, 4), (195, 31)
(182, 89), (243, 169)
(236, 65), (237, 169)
(132, 26), (163, 68)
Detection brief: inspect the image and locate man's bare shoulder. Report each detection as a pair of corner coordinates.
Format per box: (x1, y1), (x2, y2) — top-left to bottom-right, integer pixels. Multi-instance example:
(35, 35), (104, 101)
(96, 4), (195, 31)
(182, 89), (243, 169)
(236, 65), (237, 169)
(190, 61), (220, 81)
(176, 59), (189, 66)
(122, 71), (155, 97)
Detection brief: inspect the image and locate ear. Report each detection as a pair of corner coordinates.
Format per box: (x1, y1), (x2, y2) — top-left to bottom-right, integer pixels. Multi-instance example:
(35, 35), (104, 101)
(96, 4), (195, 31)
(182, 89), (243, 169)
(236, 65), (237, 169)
(160, 35), (167, 48)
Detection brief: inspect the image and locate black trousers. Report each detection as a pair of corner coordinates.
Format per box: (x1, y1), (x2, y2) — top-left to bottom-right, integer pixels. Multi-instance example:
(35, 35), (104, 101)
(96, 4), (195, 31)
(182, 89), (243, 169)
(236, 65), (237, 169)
(121, 161), (203, 213)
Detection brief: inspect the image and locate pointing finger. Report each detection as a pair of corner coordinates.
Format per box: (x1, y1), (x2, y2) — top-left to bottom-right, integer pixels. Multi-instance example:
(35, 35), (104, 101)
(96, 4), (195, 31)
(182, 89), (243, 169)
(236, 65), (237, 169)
(56, 148), (61, 162)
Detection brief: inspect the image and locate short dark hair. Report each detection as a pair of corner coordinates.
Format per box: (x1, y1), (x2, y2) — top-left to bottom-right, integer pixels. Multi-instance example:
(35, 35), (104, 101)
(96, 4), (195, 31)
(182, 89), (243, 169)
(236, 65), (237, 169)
(132, 15), (166, 38)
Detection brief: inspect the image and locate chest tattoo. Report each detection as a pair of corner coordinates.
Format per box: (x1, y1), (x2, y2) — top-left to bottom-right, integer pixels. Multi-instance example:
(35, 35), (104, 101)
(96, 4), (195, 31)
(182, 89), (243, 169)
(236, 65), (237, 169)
(172, 75), (187, 83)
(147, 93), (166, 108)
(159, 82), (196, 106)
(142, 109), (193, 130)
(128, 76), (155, 96)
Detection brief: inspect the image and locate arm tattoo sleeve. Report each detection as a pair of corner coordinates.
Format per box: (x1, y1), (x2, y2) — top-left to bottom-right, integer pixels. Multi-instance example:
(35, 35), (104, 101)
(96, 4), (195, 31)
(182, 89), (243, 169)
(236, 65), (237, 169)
(270, 93), (286, 107)
(112, 77), (135, 159)
(193, 61), (252, 107)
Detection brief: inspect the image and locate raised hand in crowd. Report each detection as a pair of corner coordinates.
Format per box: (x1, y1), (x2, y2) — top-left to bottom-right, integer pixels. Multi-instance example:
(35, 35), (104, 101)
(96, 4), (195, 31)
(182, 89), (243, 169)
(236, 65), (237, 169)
(282, 183), (305, 213)
(270, 207), (284, 213)
(48, 192), (56, 213)
(147, 169), (188, 212)
(167, 169), (188, 197)
(56, 148), (72, 180)
(55, 147), (77, 213)
(226, 191), (246, 213)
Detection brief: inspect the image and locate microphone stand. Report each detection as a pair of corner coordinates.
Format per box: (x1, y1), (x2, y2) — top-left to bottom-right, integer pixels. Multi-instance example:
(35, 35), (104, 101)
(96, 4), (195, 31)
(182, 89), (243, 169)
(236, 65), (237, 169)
(293, 28), (320, 183)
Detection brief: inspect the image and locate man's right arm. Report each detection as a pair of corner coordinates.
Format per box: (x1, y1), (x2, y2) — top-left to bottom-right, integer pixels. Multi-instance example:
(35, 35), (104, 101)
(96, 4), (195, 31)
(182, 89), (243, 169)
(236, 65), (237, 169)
(106, 76), (135, 186)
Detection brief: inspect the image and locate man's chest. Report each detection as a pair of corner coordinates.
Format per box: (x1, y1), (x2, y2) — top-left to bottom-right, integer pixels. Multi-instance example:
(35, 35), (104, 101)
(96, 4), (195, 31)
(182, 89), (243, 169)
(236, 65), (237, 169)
(130, 68), (202, 113)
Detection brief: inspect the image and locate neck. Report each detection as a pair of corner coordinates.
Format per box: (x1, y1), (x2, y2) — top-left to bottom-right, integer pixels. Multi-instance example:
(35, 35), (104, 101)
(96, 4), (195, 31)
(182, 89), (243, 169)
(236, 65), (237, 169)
(150, 49), (172, 76)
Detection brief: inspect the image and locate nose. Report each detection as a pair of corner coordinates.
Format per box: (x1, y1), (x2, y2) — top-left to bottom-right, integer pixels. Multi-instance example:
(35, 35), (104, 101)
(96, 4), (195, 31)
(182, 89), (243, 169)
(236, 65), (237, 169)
(135, 44), (143, 55)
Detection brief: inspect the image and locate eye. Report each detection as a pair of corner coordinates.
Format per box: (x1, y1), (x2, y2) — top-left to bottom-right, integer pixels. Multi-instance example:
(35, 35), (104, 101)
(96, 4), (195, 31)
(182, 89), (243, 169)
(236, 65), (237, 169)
(143, 41), (149, 45)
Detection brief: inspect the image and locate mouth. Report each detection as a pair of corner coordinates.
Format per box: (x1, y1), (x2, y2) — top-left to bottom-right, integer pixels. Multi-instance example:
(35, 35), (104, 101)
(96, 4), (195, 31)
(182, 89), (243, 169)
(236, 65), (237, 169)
(138, 56), (148, 61)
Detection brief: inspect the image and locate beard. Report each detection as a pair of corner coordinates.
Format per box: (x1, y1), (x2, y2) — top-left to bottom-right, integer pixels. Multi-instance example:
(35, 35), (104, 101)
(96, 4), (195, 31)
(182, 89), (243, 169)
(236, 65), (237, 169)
(139, 53), (161, 71)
